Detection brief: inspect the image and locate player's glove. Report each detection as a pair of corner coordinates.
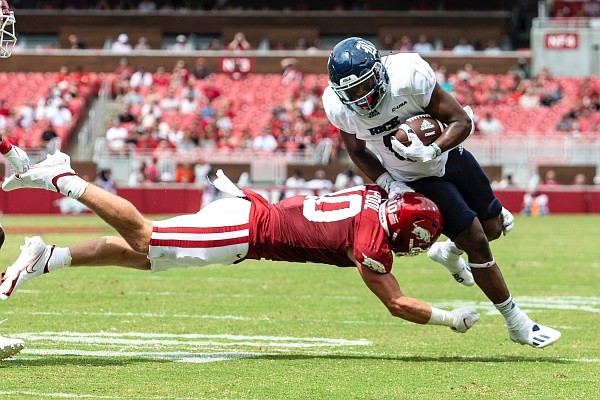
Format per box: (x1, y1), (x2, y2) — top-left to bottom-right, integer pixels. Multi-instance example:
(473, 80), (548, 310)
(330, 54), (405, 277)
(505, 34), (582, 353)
(450, 306), (480, 333)
(500, 207), (514, 236)
(390, 129), (440, 163)
(375, 172), (415, 197)
(389, 181), (414, 197)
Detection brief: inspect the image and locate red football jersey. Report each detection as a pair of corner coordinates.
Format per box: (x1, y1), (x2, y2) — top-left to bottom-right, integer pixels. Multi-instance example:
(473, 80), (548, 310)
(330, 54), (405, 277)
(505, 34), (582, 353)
(242, 185), (394, 273)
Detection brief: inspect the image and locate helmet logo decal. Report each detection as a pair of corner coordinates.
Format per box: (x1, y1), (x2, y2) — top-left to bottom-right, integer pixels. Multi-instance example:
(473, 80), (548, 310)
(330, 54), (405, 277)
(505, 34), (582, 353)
(355, 40), (378, 57)
(412, 224), (431, 243)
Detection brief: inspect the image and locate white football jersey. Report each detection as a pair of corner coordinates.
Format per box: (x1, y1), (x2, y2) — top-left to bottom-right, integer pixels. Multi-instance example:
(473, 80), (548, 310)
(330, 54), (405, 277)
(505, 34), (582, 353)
(323, 52), (448, 182)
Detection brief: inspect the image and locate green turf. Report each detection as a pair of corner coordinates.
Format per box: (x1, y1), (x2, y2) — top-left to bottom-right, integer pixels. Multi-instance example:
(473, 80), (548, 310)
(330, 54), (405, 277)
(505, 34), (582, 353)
(0, 214), (599, 399)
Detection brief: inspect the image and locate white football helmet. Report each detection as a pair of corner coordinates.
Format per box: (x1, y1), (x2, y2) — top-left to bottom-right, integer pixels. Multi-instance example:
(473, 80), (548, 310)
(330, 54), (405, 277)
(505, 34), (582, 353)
(0, 1), (16, 59)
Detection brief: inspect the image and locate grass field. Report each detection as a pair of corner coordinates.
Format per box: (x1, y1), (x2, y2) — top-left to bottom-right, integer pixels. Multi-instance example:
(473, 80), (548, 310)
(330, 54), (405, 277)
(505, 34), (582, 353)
(0, 214), (599, 400)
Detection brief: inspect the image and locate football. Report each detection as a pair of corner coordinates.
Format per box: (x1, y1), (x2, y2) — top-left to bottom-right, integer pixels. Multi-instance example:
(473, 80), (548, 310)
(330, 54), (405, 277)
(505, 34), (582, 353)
(394, 114), (445, 146)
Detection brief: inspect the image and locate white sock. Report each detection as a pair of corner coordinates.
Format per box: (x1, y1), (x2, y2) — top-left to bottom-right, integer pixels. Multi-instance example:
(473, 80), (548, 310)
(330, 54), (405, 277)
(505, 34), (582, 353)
(47, 246), (72, 271)
(58, 176), (89, 199)
(446, 239), (464, 256)
(494, 295), (529, 329)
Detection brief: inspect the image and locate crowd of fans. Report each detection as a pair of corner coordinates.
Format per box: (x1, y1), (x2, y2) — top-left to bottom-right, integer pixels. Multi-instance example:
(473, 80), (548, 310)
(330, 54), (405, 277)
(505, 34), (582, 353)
(0, 67), (100, 153)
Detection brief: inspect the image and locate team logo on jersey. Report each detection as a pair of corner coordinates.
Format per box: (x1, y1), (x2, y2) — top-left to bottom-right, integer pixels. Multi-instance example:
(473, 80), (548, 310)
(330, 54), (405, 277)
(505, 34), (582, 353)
(367, 116), (401, 135)
(361, 254), (386, 273)
(391, 101), (407, 112)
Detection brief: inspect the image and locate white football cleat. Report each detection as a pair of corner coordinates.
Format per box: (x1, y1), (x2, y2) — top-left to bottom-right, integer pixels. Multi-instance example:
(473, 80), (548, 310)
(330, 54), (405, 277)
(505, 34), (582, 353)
(2, 150), (75, 193)
(509, 320), (561, 349)
(0, 236), (51, 300)
(427, 241), (475, 287)
(4, 145), (30, 174)
(0, 335), (25, 360)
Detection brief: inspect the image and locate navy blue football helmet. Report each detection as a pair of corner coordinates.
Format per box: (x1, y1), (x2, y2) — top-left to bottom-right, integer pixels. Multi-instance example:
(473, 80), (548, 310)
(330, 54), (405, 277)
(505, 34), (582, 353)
(327, 37), (388, 116)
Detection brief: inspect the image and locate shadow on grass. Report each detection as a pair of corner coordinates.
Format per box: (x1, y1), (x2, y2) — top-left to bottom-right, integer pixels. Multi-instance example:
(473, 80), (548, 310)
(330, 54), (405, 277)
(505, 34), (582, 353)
(0, 352), (576, 367)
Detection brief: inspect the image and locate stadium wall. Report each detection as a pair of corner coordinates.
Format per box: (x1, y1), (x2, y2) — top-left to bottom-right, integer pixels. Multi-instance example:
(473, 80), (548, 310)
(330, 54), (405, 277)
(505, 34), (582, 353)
(1, 187), (599, 215)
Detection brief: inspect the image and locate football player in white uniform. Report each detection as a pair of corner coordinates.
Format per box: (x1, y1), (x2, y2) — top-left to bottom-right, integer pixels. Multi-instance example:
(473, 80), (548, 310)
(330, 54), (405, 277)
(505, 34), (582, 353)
(323, 37), (560, 349)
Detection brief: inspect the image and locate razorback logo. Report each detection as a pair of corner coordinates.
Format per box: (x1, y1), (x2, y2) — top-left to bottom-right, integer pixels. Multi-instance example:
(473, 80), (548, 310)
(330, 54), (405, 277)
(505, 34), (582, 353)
(412, 225), (431, 243)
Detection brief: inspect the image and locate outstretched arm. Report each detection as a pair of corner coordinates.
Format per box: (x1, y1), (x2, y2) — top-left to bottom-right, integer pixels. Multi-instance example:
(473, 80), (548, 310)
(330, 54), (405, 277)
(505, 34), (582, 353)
(349, 249), (479, 331)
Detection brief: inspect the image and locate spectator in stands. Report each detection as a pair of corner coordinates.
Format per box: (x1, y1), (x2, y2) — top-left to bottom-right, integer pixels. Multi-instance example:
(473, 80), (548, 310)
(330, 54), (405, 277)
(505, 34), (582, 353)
(518, 85), (541, 109)
(305, 169), (333, 195)
(381, 33), (394, 51)
(158, 87), (180, 113)
(67, 34), (86, 50)
(483, 40), (502, 54)
(105, 119), (130, 157)
(205, 38), (222, 50)
(394, 35), (413, 52)
(191, 57), (210, 79)
(412, 34), (434, 54)
(252, 127), (278, 153)
(113, 57), (134, 98)
(226, 32), (251, 50)
(129, 65), (153, 89)
(508, 57), (532, 80)
(95, 168), (117, 194)
(452, 37), (475, 54)
(95, 0), (113, 10)
(111, 33), (133, 54)
(117, 103), (136, 124)
(540, 81), (564, 107)
(281, 57), (303, 84)
(40, 122), (59, 156)
(134, 36), (151, 51)
(49, 101), (73, 127)
(169, 34), (194, 52)
(572, 173), (587, 186)
(179, 91), (199, 114)
(582, 0), (600, 17)
(152, 66), (170, 87)
(541, 169), (559, 186)
(284, 169), (307, 198)
(175, 162), (195, 183)
(137, 0), (157, 12)
(334, 166), (364, 190)
(122, 85), (144, 106)
(171, 59), (190, 86)
(478, 112), (504, 135)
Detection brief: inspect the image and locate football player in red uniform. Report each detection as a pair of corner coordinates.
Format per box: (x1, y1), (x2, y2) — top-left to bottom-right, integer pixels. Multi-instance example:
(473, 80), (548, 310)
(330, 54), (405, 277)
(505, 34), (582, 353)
(0, 0), (28, 251)
(0, 151), (480, 334)
(0, 0), (28, 360)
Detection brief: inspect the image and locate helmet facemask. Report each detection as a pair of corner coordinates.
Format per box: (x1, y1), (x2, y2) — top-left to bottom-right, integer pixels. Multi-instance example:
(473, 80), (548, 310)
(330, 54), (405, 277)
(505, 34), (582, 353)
(332, 61), (387, 116)
(0, 10), (16, 58)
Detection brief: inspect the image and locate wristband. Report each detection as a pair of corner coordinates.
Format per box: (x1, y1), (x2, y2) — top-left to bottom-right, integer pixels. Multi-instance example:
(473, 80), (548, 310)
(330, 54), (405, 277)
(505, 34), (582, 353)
(427, 306), (453, 327)
(430, 143), (442, 158)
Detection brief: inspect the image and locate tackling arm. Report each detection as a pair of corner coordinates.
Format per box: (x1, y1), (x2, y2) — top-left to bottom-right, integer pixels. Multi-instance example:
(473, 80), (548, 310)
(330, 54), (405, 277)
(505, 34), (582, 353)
(349, 249), (480, 331)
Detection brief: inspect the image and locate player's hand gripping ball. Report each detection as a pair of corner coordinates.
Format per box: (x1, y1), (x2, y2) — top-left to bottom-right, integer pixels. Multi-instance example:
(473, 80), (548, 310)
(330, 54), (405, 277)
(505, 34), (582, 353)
(394, 114), (445, 146)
